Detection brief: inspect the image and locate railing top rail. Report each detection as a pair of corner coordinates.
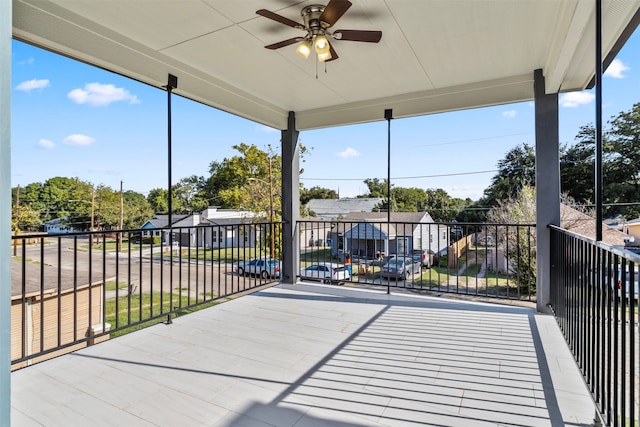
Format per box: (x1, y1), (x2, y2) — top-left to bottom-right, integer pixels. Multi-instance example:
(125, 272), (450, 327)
(297, 219), (536, 227)
(549, 224), (640, 262)
(12, 220), (285, 239)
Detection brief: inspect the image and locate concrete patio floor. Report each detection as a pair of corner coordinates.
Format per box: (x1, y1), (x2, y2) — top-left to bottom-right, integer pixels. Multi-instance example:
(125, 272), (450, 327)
(11, 282), (596, 426)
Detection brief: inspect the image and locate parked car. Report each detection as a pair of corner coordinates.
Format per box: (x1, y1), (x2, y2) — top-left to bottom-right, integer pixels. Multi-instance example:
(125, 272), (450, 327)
(236, 258), (280, 279)
(380, 258), (420, 280)
(300, 262), (350, 284)
(412, 249), (434, 269)
(615, 266), (639, 300)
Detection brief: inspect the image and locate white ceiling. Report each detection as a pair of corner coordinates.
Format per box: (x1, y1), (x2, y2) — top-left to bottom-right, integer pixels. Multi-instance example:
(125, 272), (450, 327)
(12, 0), (640, 131)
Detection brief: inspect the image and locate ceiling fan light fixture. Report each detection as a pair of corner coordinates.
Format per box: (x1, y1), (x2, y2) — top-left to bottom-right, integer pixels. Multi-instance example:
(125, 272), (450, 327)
(317, 50), (332, 62)
(296, 39), (312, 58)
(314, 35), (330, 54)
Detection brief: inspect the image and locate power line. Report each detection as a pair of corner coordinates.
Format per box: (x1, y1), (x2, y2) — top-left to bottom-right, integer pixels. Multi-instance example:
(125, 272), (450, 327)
(410, 132), (532, 149)
(301, 169), (498, 182)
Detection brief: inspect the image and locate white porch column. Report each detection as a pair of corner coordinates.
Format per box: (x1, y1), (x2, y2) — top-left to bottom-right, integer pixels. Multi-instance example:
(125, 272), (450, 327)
(534, 68), (560, 314)
(0, 0), (12, 424)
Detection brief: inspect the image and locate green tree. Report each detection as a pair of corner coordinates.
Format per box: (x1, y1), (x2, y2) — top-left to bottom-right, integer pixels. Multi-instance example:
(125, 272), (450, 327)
(205, 143), (282, 209)
(300, 186), (338, 205)
(11, 204), (42, 232)
(205, 144), (283, 257)
(605, 103), (640, 218)
(559, 103), (640, 219)
(560, 126), (596, 207)
(423, 188), (471, 222)
(486, 185), (537, 294)
(122, 191), (154, 229)
(147, 188), (170, 214)
(483, 143), (535, 206)
(362, 178), (388, 198)
(173, 175), (209, 213)
(391, 187), (428, 212)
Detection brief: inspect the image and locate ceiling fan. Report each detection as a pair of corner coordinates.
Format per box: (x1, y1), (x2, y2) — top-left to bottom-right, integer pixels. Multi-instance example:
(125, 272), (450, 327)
(256, 0), (382, 62)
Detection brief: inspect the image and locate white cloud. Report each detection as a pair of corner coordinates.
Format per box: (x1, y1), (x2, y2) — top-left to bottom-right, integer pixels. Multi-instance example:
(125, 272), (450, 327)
(502, 110), (517, 119)
(256, 125), (278, 133)
(604, 59), (630, 79)
(38, 139), (55, 149)
(15, 79), (50, 92)
(67, 83), (140, 106)
(337, 147), (360, 159)
(64, 134), (95, 146)
(559, 91), (595, 108)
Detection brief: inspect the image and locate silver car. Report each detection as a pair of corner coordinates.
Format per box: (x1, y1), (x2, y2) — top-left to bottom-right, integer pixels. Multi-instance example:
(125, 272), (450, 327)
(236, 258), (280, 279)
(380, 258), (420, 280)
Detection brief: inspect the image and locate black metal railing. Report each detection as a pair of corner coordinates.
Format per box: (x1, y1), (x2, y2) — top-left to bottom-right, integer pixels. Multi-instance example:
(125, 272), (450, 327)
(550, 225), (639, 426)
(10, 222), (281, 368)
(297, 220), (536, 301)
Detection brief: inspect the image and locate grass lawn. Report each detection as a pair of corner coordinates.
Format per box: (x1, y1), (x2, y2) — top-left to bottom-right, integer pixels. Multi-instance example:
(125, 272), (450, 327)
(104, 280), (129, 291)
(105, 291), (220, 337)
(175, 247), (271, 263)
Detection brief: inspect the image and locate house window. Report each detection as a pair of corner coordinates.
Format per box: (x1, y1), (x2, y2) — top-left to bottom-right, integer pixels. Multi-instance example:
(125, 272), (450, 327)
(442, 231), (447, 240)
(397, 238), (408, 255)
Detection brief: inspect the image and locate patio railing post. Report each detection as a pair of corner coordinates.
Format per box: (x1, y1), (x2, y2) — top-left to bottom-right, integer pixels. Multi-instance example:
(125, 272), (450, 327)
(281, 111), (300, 284)
(533, 68), (560, 314)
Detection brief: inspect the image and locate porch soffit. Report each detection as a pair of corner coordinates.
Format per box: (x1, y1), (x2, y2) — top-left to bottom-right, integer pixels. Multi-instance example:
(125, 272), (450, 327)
(11, 0), (640, 131)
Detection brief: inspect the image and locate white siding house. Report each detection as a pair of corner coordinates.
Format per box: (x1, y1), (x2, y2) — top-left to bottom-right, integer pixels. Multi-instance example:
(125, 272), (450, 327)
(44, 217), (76, 234)
(141, 207), (257, 248)
(331, 212), (449, 260)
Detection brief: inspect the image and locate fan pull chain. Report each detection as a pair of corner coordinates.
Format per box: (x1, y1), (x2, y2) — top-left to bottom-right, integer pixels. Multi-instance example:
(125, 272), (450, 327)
(315, 58), (319, 79)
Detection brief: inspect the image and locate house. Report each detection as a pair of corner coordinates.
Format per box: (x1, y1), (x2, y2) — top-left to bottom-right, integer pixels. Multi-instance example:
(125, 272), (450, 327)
(44, 217), (76, 234)
(298, 216), (332, 249)
(330, 211), (449, 260)
(140, 214), (188, 243)
(560, 204), (628, 247)
(198, 206), (257, 249)
(306, 198), (383, 220)
(143, 207), (258, 248)
(621, 217), (640, 246)
(485, 203), (630, 273)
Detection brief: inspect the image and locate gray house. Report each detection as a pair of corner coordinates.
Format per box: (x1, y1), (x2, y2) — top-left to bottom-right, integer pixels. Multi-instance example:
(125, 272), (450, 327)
(330, 212), (449, 260)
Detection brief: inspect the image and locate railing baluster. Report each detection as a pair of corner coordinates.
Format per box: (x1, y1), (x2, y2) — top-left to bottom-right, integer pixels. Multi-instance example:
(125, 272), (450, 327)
(547, 226), (640, 426)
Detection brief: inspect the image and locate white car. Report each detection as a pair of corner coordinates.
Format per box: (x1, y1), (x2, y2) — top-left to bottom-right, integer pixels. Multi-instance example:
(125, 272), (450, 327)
(300, 262), (351, 284)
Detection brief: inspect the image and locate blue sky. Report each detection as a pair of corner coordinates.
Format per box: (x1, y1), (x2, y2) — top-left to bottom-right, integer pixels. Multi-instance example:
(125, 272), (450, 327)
(10, 26), (640, 201)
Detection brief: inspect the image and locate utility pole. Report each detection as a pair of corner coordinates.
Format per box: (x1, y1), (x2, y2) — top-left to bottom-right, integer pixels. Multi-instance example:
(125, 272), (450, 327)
(13, 185), (20, 256)
(90, 187), (95, 245)
(118, 181), (124, 252)
(96, 192), (102, 240)
(268, 156), (275, 257)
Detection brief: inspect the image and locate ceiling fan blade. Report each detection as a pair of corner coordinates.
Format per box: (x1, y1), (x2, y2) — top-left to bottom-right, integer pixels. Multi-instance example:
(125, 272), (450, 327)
(256, 9), (304, 30)
(333, 30), (382, 43)
(264, 37), (303, 50)
(325, 42), (339, 62)
(320, 0), (352, 28)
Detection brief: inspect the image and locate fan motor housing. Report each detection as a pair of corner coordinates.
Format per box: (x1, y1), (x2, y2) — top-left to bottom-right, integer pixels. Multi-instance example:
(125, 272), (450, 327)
(302, 4), (329, 32)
